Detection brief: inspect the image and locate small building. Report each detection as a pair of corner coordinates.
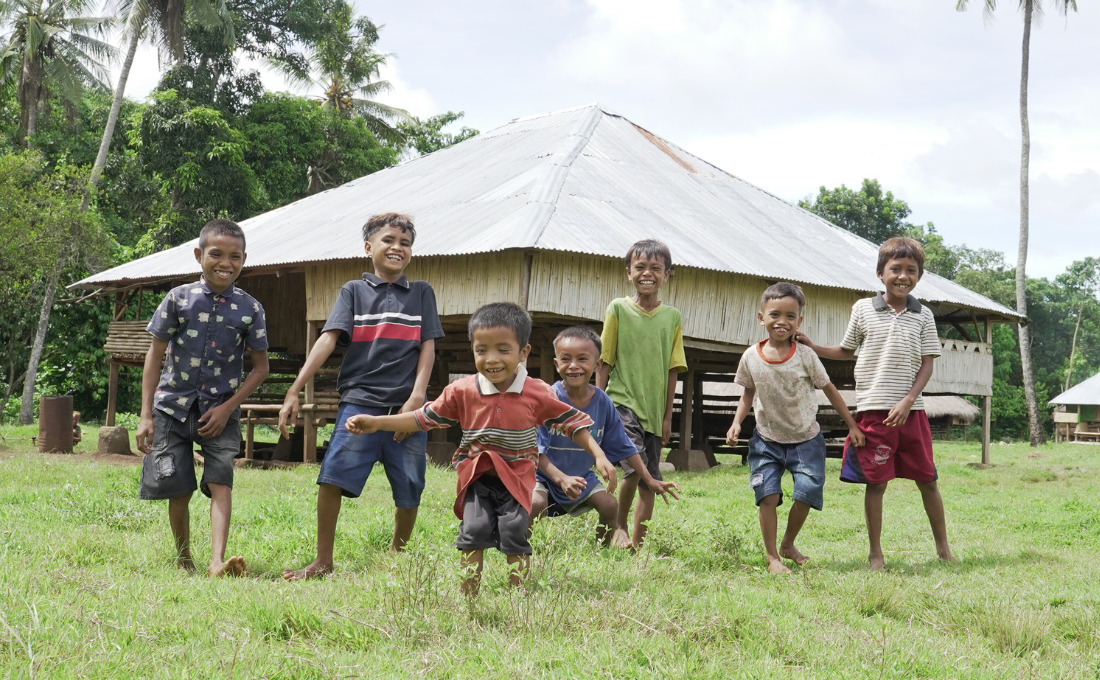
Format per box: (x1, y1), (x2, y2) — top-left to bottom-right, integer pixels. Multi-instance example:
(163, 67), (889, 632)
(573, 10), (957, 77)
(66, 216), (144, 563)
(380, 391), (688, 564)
(73, 104), (1021, 464)
(1050, 372), (1100, 443)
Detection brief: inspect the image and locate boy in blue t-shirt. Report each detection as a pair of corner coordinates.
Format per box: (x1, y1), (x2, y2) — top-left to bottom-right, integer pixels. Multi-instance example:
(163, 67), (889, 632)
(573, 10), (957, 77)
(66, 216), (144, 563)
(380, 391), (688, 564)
(532, 327), (680, 547)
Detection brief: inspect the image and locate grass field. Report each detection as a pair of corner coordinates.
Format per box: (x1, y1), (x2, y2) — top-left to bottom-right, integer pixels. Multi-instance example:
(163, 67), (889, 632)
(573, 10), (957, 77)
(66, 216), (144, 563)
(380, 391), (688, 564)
(1, 425), (1098, 679)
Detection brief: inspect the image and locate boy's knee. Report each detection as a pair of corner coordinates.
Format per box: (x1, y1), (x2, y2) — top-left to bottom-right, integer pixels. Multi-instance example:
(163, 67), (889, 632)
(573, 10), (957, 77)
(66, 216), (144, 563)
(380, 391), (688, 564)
(530, 493), (548, 518)
(915, 479), (939, 493)
(759, 493), (781, 508)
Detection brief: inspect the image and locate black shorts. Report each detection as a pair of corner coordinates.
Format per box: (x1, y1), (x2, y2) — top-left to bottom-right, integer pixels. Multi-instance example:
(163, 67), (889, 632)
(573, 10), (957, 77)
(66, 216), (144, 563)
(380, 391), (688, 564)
(615, 405), (663, 490)
(456, 476), (531, 555)
(139, 404), (239, 500)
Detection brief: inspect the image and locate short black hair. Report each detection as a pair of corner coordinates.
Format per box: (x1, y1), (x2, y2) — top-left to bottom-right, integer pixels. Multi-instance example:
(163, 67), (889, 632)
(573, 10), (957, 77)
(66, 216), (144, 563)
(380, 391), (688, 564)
(198, 219), (245, 252)
(624, 239), (673, 271)
(468, 302), (532, 347)
(760, 282), (806, 311)
(877, 237), (925, 277)
(363, 213), (416, 244)
(553, 326), (602, 356)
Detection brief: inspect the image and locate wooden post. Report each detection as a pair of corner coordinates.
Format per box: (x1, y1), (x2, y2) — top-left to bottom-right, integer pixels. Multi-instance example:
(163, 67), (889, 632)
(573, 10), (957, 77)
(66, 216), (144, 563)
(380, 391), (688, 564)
(679, 368), (695, 451)
(692, 371), (704, 449)
(981, 318), (992, 465)
(245, 409), (255, 460)
(106, 362), (119, 426)
(303, 320), (319, 463)
(540, 339), (555, 385)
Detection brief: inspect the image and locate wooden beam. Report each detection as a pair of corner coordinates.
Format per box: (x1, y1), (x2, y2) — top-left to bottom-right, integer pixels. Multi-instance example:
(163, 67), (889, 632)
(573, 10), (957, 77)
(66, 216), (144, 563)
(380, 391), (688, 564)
(949, 321), (974, 342)
(245, 410), (255, 460)
(982, 317), (992, 465)
(679, 368), (695, 451)
(540, 341), (555, 385)
(692, 371), (704, 448)
(303, 319), (320, 463)
(106, 362), (119, 427)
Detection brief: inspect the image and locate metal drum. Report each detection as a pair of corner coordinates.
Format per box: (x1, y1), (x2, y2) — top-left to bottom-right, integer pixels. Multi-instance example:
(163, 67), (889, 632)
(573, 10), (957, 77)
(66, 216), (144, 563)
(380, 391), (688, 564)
(38, 395), (74, 453)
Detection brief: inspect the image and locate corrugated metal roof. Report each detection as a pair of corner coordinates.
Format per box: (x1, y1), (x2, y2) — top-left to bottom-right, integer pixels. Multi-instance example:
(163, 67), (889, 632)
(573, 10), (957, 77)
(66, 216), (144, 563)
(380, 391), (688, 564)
(1050, 372), (1100, 406)
(72, 103), (1021, 319)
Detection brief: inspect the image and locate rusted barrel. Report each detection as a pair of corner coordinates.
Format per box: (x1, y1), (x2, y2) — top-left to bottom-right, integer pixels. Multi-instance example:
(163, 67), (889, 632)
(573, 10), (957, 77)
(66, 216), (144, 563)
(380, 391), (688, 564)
(38, 395), (74, 453)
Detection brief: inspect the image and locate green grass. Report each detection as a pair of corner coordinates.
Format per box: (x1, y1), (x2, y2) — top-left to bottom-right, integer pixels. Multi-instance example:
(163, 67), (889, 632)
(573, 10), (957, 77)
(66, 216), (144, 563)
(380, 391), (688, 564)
(1, 426), (1099, 678)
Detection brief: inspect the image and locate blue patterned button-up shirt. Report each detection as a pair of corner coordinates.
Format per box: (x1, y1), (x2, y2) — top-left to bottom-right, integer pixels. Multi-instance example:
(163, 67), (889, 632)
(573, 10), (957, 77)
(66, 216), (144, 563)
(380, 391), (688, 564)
(146, 278), (269, 421)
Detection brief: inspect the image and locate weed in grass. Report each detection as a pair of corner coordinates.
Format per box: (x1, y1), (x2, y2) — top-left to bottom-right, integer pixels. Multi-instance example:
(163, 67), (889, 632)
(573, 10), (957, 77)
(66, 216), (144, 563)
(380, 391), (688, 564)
(1022, 470), (1058, 483)
(854, 579), (902, 618)
(643, 512), (699, 557)
(1053, 605), (1100, 650)
(976, 606), (1052, 657)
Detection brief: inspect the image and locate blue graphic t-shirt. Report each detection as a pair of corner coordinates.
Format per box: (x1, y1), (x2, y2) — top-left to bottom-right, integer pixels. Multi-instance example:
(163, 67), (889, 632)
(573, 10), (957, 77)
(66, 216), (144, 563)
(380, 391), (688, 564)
(536, 382), (637, 506)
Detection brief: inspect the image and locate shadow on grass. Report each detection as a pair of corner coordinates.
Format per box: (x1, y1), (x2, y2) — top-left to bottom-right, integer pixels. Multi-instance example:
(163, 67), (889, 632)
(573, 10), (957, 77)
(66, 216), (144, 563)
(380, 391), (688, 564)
(818, 549), (1054, 575)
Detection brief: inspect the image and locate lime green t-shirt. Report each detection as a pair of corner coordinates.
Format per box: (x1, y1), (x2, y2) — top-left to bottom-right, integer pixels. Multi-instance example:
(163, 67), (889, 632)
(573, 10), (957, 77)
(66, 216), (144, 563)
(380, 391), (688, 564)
(600, 297), (688, 434)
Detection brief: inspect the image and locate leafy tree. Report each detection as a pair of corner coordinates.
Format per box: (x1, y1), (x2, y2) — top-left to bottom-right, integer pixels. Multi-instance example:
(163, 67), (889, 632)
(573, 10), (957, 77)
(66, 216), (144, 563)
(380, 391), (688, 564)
(397, 110), (478, 158)
(0, 0), (114, 146)
(957, 0), (1079, 446)
(1054, 258), (1099, 391)
(799, 179), (916, 245)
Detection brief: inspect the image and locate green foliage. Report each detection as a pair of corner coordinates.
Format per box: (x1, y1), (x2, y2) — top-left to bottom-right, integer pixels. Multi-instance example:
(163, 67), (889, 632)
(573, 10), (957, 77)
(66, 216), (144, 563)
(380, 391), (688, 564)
(799, 178), (918, 245)
(397, 111), (479, 158)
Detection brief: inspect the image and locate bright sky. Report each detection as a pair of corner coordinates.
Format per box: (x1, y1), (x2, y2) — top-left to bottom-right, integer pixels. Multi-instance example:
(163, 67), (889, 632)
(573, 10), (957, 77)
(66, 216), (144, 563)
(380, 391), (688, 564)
(119, 0), (1099, 280)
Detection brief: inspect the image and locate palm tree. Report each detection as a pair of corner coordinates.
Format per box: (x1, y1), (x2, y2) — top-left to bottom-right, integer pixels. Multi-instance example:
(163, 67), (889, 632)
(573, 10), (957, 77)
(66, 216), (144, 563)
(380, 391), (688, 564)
(956, 0), (1077, 446)
(0, 0), (114, 147)
(82, 0), (230, 206)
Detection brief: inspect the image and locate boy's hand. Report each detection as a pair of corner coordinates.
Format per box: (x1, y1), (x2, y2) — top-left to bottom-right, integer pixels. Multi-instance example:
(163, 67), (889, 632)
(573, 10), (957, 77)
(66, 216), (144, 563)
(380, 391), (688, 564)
(135, 415), (155, 454)
(662, 415), (673, 445)
(558, 475), (587, 500)
(345, 414), (378, 435)
(278, 392), (299, 440)
(793, 331), (814, 349)
(393, 393), (425, 442)
(725, 421), (741, 446)
(648, 478), (681, 504)
(197, 403), (234, 439)
(848, 425), (867, 448)
(595, 457), (618, 496)
(883, 397), (914, 428)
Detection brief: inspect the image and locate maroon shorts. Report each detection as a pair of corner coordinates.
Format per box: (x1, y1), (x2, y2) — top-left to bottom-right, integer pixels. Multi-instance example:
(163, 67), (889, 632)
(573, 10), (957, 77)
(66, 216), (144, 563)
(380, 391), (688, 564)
(840, 410), (937, 485)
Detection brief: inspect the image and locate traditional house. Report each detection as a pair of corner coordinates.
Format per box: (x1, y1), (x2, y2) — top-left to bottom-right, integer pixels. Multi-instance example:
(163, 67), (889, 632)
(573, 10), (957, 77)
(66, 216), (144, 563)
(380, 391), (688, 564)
(73, 104), (1021, 465)
(1051, 372), (1100, 443)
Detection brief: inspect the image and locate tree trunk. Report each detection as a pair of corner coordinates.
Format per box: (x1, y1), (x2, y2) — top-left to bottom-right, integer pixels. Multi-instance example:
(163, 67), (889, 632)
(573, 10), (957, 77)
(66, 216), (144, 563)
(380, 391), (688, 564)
(83, 12), (143, 209)
(25, 100), (37, 149)
(1064, 304), (1084, 392)
(18, 251), (65, 425)
(1017, 0), (1044, 447)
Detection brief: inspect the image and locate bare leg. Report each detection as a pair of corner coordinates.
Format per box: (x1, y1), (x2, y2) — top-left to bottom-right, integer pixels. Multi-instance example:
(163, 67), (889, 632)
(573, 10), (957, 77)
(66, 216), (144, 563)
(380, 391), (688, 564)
(915, 480), (955, 562)
(207, 483), (245, 577)
(506, 553), (529, 588)
(168, 493), (194, 572)
(461, 549), (484, 597)
(283, 483), (341, 580)
(613, 473), (639, 549)
(758, 494), (790, 574)
(632, 486), (656, 549)
(527, 491), (548, 532)
(392, 507), (418, 552)
(779, 500), (812, 565)
(865, 482), (888, 570)
(589, 491), (620, 547)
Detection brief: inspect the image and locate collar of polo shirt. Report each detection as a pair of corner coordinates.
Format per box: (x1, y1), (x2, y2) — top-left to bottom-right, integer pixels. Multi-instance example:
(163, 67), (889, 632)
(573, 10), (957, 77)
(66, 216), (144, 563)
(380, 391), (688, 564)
(477, 363), (528, 395)
(363, 272), (410, 289)
(872, 292), (921, 313)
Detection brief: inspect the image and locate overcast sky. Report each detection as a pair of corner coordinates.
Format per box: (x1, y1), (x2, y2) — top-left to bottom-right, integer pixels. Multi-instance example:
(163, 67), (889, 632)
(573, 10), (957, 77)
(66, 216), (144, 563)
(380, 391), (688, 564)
(120, 0), (1099, 279)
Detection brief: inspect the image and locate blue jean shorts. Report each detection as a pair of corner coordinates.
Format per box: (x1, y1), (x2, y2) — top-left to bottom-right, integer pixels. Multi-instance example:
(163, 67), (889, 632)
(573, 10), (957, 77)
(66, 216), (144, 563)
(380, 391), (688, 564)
(317, 403), (427, 508)
(747, 432), (826, 511)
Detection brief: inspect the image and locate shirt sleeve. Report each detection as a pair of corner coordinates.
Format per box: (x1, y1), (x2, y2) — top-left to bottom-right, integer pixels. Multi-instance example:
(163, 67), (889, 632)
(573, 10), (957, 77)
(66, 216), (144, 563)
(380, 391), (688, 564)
(420, 284), (445, 341)
(146, 290), (179, 341)
(669, 322), (688, 372)
(840, 301), (866, 351)
(321, 283), (356, 347)
(244, 300), (269, 352)
(599, 303), (619, 366)
(733, 353), (754, 389)
(413, 381), (462, 431)
(598, 393), (639, 464)
(805, 346), (832, 388)
(535, 389), (594, 439)
(536, 423), (550, 455)
(920, 308), (942, 358)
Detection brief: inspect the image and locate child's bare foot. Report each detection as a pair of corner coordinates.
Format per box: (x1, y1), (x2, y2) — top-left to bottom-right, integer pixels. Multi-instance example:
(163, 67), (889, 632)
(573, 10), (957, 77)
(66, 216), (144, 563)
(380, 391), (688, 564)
(766, 558), (792, 575)
(779, 544), (809, 565)
(177, 557), (196, 574)
(937, 547), (956, 562)
(281, 560), (334, 581)
(610, 527), (633, 550)
(209, 556), (247, 577)
(868, 552), (885, 570)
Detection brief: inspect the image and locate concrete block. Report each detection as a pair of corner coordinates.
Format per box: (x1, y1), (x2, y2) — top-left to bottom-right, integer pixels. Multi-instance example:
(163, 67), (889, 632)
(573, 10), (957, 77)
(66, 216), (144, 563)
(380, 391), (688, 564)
(665, 448), (713, 472)
(97, 426), (133, 455)
(658, 462), (676, 474)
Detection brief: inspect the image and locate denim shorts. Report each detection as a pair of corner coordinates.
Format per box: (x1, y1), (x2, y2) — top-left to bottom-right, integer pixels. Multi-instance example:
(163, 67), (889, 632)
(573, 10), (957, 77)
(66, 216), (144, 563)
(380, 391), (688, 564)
(317, 403), (427, 507)
(139, 404), (240, 500)
(747, 431), (826, 511)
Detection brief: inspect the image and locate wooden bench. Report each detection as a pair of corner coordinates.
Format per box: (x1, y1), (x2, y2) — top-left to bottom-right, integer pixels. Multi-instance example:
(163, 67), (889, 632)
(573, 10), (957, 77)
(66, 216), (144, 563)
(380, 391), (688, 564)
(1074, 422), (1100, 442)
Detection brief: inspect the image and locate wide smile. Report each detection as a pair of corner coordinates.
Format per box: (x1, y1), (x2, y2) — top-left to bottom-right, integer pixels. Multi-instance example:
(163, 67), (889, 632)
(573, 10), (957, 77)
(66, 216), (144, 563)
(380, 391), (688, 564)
(213, 269), (234, 279)
(563, 371), (585, 380)
(385, 253), (404, 263)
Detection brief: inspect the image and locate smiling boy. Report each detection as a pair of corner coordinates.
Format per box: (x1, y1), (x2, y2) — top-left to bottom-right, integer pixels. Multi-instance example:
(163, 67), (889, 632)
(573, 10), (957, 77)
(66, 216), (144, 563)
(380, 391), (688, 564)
(136, 219), (270, 576)
(532, 327), (680, 547)
(725, 283), (864, 574)
(797, 238), (954, 569)
(279, 213), (443, 580)
(344, 303), (616, 596)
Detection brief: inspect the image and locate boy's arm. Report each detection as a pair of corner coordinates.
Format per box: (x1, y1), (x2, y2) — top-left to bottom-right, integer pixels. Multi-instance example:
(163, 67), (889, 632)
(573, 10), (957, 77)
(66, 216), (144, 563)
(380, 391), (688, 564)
(197, 350), (271, 438)
(394, 339), (435, 442)
(345, 410), (423, 435)
(662, 368), (678, 445)
(595, 363), (611, 391)
(571, 428), (618, 496)
(136, 337), (169, 454)
(794, 332), (856, 361)
(725, 386), (755, 445)
(278, 330), (340, 439)
(821, 383), (866, 447)
(538, 454), (587, 500)
(883, 355), (934, 427)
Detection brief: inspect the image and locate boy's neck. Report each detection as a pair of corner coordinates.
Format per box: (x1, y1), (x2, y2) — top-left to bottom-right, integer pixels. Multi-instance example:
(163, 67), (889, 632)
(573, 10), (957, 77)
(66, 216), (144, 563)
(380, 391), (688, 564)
(563, 382), (594, 405)
(633, 291), (661, 311)
(883, 290), (909, 312)
(373, 269), (405, 285)
(491, 369), (519, 392)
(764, 337), (792, 356)
(203, 276), (235, 294)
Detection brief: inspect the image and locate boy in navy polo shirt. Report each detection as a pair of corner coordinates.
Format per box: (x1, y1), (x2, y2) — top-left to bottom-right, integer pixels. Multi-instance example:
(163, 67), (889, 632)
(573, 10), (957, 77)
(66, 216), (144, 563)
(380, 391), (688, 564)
(136, 219), (270, 577)
(280, 213), (444, 580)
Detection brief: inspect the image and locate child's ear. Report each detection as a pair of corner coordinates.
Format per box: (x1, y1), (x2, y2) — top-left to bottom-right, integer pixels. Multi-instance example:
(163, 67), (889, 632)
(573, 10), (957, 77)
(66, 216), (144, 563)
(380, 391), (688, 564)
(520, 344), (532, 362)
(194, 246), (203, 263)
(757, 310), (765, 325)
(363, 241), (372, 257)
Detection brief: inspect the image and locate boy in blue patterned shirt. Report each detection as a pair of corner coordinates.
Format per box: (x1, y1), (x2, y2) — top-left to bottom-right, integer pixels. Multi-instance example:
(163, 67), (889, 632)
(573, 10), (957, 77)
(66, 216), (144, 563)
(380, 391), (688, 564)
(136, 220), (270, 577)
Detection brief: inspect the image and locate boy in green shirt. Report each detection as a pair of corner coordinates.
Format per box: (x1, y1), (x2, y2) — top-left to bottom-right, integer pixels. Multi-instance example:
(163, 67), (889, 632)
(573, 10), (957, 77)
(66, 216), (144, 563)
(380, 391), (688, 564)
(597, 239), (688, 549)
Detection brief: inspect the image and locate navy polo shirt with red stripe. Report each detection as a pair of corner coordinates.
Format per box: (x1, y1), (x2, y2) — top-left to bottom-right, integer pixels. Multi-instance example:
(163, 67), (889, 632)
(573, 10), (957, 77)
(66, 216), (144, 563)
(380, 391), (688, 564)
(322, 272), (445, 408)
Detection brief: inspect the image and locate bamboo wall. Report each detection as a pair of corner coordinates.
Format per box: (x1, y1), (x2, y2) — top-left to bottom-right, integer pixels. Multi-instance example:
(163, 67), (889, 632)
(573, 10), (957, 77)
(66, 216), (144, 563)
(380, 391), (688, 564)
(926, 338), (993, 396)
(240, 272), (307, 354)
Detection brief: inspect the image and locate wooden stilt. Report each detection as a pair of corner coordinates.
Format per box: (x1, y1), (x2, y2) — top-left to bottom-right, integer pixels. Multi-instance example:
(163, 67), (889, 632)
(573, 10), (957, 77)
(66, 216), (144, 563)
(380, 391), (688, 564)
(981, 318), (992, 465)
(106, 362), (119, 426)
(540, 340), (555, 385)
(304, 320), (319, 463)
(245, 410), (255, 460)
(680, 368), (695, 451)
(692, 370), (704, 449)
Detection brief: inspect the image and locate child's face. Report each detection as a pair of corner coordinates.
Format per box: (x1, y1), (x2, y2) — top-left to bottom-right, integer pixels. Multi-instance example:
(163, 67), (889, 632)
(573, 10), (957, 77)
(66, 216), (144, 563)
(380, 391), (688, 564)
(878, 256), (922, 299)
(472, 326), (531, 388)
(194, 234), (246, 292)
(365, 226), (413, 279)
(758, 296), (802, 343)
(626, 254), (670, 296)
(553, 337), (601, 389)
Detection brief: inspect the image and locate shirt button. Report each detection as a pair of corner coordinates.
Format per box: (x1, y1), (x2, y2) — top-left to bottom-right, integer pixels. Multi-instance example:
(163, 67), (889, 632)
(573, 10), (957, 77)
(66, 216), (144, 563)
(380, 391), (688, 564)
(497, 408), (502, 412)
